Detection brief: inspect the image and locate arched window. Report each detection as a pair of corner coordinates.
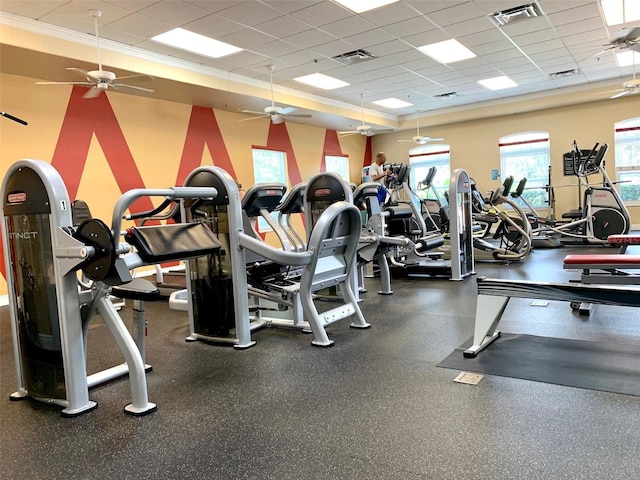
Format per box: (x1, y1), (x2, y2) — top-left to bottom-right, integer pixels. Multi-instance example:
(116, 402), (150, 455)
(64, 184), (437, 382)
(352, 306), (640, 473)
(408, 143), (451, 202)
(614, 117), (640, 203)
(499, 132), (550, 208)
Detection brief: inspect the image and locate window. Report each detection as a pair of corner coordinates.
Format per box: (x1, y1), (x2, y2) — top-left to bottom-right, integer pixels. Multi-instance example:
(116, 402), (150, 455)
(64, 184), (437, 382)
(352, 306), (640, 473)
(499, 132), (550, 208)
(614, 117), (640, 203)
(324, 154), (350, 182)
(252, 147), (287, 232)
(408, 144), (451, 202)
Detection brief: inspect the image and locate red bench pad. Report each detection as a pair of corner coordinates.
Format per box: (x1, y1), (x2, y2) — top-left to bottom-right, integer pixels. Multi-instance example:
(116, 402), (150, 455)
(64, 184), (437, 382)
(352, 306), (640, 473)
(564, 254), (640, 266)
(608, 235), (640, 245)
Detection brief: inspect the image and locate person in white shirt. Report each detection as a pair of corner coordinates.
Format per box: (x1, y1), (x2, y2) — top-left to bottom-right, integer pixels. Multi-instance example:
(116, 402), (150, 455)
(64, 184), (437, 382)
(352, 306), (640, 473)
(369, 152), (391, 184)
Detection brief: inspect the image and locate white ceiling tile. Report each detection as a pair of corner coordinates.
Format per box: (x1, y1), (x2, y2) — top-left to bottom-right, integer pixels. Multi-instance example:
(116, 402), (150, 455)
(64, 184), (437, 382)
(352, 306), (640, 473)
(343, 27), (396, 49)
(382, 16), (437, 38)
(426, 2), (485, 27)
(510, 28), (559, 46)
(402, 30), (450, 49)
(214, 1), (281, 26)
(183, 1), (249, 14)
(137, 1), (210, 26)
(289, 1), (353, 27)
(444, 16), (496, 38)
(0, 0), (68, 18)
(283, 28), (338, 48)
(360, 2), (422, 26)
(253, 15), (311, 37)
(104, 13), (176, 38)
(308, 39), (359, 57)
(250, 39), (301, 58)
(521, 39), (567, 55)
(320, 15), (377, 37)
(182, 14), (245, 38)
(219, 27), (277, 49)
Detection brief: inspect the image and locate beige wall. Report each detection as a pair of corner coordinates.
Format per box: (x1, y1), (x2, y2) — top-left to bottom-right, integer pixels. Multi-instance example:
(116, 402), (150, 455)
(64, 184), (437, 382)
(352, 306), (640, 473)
(373, 95), (640, 223)
(0, 72), (368, 296)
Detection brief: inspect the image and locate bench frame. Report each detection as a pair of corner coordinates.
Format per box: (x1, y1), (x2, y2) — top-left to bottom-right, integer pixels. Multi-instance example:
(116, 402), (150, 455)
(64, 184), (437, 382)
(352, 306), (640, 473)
(463, 277), (640, 358)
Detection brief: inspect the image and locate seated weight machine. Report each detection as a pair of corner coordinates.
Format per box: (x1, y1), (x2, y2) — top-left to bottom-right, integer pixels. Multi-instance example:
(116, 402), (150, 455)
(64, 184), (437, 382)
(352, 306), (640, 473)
(171, 167), (370, 348)
(1, 159), (220, 416)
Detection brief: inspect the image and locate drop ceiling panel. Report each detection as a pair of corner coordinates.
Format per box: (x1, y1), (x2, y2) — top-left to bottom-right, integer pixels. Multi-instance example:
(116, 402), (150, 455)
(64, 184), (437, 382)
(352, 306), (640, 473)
(288, 2), (353, 27)
(138, 1), (210, 25)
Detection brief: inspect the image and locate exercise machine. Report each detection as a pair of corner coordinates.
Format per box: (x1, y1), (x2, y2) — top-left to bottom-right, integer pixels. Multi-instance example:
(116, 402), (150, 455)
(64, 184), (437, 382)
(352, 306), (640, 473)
(385, 167), (475, 280)
(171, 167), (370, 348)
(2, 159), (219, 416)
(510, 178), (563, 248)
(470, 176), (532, 263)
(552, 142), (629, 245)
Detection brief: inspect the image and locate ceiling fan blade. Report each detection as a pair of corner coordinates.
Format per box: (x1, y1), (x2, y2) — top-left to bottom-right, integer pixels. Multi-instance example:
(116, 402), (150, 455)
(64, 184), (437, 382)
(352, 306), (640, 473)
(65, 67), (96, 81)
(36, 81), (94, 86)
(83, 86), (103, 99)
(239, 115), (267, 122)
(116, 73), (154, 81)
(398, 139), (414, 143)
(281, 113), (312, 118)
(240, 109), (267, 115)
(610, 90), (631, 99)
(338, 131), (358, 136)
(113, 83), (155, 93)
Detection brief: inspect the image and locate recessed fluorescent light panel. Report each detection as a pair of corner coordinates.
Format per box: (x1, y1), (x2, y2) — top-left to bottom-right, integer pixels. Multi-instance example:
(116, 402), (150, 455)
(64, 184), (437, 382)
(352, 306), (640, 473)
(478, 76), (518, 90)
(333, 0), (400, 14)
(372, 98), (413, 109)
(151, 28), (242, 59)
(417, 39), (476, 64)
(615, 50), (640, 67)
(293, 73), (350, 90)
(601, 0), (640, 26)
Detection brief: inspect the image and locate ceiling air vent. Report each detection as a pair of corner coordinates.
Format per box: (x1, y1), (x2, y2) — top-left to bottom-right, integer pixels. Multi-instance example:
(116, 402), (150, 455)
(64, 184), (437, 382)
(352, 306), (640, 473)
(491, 3), (542, 27)
(434, 92), (459, 99)
(549, 68), (579, 78)
(332, 49), (378, 65)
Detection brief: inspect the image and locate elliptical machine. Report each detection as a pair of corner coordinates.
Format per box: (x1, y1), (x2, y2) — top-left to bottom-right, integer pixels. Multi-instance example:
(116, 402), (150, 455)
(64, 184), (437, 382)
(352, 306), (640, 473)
(470, 176), (532, 263)
(550, 142), (629, 245)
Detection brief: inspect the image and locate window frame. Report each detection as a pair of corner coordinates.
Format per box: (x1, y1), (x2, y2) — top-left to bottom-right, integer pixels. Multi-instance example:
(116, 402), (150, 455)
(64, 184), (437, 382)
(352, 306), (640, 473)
(498, 132), (550, 209)
(408, 144), (451, 203)
(251, 146), (288, 232)
(614, 117), (640, 205)
(324, 154), (350, 182)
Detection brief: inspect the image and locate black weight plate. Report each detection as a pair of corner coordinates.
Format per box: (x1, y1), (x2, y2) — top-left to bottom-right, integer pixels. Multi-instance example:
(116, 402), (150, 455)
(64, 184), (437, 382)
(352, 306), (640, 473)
(74, 218), (116, 282)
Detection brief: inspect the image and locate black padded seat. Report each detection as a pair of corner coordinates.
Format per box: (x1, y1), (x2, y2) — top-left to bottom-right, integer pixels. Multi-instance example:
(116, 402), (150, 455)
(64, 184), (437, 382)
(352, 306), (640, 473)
(111, 278), (160, 301)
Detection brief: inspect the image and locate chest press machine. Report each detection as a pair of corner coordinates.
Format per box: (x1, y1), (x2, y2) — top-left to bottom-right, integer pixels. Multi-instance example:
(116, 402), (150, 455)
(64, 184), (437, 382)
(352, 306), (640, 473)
(2, 159), (220, 416)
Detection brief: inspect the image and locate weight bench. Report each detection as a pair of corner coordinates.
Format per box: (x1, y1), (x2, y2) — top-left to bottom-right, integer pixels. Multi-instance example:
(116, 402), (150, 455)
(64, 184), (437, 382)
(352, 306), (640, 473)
(563, 254), (640, 285)
(463, 277), (640, 358)
(608, 234), (640, 253)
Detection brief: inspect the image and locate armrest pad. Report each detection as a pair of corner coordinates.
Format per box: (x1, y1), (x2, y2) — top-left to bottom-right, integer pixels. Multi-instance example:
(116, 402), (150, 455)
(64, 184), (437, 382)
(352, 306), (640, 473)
(125, 222), (221, 264)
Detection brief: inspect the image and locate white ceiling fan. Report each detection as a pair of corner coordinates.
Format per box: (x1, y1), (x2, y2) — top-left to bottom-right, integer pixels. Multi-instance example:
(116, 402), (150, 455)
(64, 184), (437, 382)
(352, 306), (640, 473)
(339, 94), (393, 137)
(594, 26), (640, 58)
(398, 117), (444, 145)
(609, 58), (640, 98)
(239, 65), (311, 124)
(36, 9), (154, 99)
